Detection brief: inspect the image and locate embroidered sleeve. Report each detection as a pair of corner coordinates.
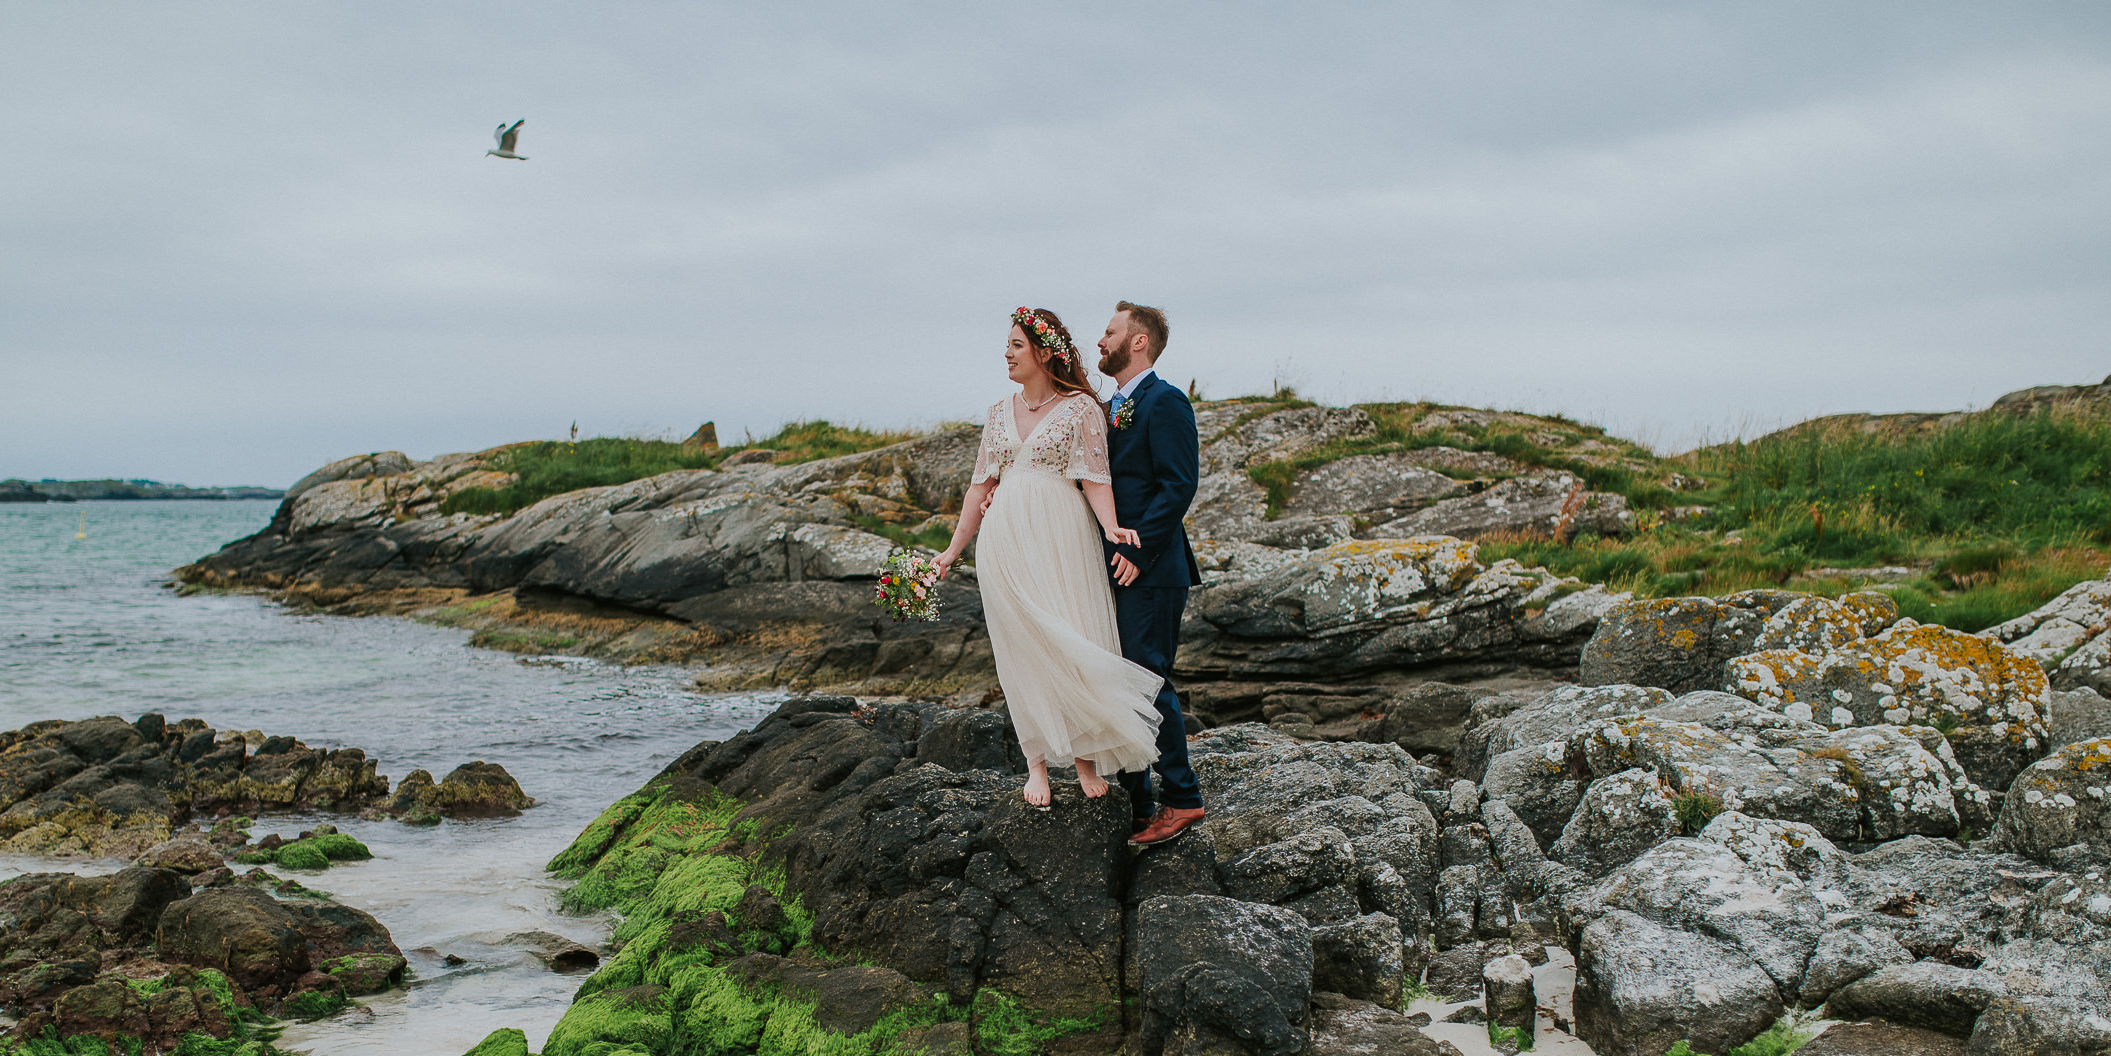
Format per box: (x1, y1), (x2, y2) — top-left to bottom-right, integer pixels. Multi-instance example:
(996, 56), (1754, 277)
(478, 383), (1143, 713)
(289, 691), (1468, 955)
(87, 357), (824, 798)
(1065, 399), (1113, 484)
(971, 403), (1003, 485)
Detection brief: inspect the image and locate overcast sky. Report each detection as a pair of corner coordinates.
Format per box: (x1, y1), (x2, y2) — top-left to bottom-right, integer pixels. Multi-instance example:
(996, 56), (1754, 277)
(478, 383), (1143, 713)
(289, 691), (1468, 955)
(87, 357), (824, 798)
(4, 3), (2107, 486)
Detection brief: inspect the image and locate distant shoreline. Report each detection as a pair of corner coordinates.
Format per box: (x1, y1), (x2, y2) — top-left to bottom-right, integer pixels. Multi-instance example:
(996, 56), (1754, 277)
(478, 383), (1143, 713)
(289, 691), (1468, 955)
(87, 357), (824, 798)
(0, 479), (283, 503)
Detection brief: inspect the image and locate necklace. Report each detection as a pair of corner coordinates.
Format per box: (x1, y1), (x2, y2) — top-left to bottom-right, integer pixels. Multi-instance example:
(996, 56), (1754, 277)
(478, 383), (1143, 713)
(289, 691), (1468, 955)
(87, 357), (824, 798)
(1019, 391), (1061, 413)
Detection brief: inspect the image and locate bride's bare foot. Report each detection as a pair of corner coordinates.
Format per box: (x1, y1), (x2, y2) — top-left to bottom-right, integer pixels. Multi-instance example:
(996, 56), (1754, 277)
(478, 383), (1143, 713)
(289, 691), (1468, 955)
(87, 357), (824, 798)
(1075, 759), (1109, 798)
(1023, 762), (1052, 808)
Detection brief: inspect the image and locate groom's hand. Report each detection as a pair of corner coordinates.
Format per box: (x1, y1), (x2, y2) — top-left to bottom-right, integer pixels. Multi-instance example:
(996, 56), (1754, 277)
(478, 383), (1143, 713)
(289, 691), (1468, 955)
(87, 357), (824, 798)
(1111, 553), (1140, 586)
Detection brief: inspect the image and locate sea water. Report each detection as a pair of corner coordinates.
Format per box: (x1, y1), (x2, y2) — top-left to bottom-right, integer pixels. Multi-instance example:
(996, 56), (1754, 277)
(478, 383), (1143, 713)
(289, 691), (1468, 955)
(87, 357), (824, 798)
(0, 500), (779, 1054)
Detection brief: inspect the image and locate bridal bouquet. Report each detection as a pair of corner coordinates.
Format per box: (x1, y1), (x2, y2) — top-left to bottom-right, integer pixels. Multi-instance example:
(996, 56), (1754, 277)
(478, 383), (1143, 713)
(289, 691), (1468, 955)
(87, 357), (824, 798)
(874, 550), (943, 622)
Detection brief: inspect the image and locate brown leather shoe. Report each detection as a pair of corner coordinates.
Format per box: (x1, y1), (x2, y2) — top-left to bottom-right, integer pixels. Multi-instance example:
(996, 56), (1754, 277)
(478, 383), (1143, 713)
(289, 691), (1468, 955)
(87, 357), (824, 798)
(1132, 808), (1160, 835)
(1129, 805), (1205, 847)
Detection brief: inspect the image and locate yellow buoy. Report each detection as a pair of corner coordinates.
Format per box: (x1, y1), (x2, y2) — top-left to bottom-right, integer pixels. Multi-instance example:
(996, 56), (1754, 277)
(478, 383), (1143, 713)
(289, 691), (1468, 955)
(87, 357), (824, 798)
(75, 510), (86, 540)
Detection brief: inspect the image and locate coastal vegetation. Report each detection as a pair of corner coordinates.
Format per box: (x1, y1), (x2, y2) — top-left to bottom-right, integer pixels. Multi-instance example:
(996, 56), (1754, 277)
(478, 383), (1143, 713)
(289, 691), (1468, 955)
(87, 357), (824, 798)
(535, 770), (1096, 1056)
(1205, 390), (2111, 634)
(439, 421), (916, 517)
(1480, 405), (2111, 631)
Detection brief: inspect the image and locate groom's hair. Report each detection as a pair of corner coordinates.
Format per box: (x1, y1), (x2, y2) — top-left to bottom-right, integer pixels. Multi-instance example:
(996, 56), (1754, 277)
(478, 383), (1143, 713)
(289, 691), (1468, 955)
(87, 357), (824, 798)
(1116, 301), (1169, 360)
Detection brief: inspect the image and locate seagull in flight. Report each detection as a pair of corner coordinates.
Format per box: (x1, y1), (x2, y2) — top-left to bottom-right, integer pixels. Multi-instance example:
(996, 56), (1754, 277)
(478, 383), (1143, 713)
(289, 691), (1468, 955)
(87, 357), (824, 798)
(487, 119), (528, 160)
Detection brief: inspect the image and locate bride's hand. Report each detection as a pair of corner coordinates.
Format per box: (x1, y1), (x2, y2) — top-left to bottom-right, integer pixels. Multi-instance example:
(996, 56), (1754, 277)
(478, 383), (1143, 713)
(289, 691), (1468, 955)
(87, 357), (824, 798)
(933, 549), (958, 580)
(1104, 526), (1140, 548)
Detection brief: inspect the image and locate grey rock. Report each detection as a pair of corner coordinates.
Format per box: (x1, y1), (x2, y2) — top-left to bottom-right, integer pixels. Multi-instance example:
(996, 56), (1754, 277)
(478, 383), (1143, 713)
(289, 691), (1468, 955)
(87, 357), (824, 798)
(1969, 870), (2111, 1055)
(1724, 621), (2051, 792)
(1481, 743), (1586, 849)
(1569, 823), (1837, 998)
(1827, 961), (2005, 1038)
(2049, 687), (2111, 750)
(1568, 712), (1985, 843)
(1433, 864), (1482, 949)
(1798, 925), (1915, 1007)
(1284, 454), (1464, 520)
(1307, 992), (1450, 1056)
(1520, 585), (1631, 642)
(1984, 575), (2111, 667)
(1136, 895), (1312, 1056)
(1353, 683), (1480, 757)
(1482, 953), (1536, 1036)
(1371, 471), (1631, 541)
(1549, 769), (1679, 878)
(1423, 943), (1488, 1000)
(1193, 740), (1426, 860)
(1992, 736), (2111, 864)
(1221, 827), (1356, 906)
(1798, 1021), (1970, 1056)
(1581, 591), (1813, 694)
(1285, 884), (1364, 924)
(1311, 912), (1405, 1008)
(1456, 683), (1671, 782)
(916, 709), (1016, 774)
(1179, 537), (1584, 682)
(1572, 909), (1784, 1056)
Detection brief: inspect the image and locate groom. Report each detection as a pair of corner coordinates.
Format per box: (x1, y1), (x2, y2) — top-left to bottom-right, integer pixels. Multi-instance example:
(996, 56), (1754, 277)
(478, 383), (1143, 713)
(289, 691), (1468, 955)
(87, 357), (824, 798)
(1098, 301), (1206, 847)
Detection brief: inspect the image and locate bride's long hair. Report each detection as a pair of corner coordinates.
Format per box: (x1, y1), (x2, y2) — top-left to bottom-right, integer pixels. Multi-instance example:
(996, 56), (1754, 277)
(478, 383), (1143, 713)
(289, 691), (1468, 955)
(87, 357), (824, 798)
(1016, 308), (1108, 423)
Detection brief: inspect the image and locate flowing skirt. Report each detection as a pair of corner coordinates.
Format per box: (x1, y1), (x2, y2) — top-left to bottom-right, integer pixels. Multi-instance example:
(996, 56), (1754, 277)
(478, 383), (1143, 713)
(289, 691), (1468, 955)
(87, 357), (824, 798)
(978, 469), (1165, 773)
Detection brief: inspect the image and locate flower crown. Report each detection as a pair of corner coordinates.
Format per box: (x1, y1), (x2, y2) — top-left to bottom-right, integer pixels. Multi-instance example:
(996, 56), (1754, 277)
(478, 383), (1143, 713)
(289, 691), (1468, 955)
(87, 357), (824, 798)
(1011, 307), (1076, 367)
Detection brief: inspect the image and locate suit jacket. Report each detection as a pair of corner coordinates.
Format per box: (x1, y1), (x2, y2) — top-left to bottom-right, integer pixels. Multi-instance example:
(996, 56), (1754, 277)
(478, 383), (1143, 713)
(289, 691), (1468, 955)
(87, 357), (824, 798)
(1106, 372), (1203, 589)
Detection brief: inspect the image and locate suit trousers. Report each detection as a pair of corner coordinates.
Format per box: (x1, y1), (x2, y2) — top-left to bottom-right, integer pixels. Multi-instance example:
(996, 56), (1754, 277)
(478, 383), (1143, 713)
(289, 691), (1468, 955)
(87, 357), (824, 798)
(1113, 584), (1203, 813)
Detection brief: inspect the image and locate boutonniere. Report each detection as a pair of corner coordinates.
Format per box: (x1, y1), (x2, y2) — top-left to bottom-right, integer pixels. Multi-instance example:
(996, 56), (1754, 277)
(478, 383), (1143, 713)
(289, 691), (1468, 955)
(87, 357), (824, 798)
(1111, 398), (1137, 431)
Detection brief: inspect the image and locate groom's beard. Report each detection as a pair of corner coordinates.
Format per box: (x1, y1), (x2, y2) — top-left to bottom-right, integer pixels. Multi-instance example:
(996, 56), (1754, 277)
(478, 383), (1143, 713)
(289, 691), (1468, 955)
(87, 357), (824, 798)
(1099, 347), (1132, 377)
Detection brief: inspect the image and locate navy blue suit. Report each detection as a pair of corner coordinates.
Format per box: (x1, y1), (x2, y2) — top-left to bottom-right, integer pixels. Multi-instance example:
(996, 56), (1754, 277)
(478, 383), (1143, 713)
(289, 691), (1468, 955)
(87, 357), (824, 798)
(1106, 372), (1204, 815)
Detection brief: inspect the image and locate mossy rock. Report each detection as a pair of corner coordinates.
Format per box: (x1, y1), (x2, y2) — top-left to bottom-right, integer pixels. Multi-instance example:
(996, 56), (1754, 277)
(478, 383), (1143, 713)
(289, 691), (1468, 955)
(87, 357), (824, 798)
(323, 952), (408, 995)
(461, 1028), (530, 1056)
(232, 833), (372, 871)
(541, 984), (673, 1056)
(283, 979), (349, 1020)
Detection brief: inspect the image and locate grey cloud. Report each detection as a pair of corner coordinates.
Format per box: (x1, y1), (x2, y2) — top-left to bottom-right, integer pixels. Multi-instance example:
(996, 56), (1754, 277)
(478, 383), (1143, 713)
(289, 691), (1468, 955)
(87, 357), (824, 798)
(2, 3), (2107, 485)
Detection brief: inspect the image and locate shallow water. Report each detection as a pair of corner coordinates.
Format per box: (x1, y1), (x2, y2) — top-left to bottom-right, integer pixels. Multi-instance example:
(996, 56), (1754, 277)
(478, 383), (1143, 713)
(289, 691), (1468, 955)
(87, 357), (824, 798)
(0, 501), (779, 1053)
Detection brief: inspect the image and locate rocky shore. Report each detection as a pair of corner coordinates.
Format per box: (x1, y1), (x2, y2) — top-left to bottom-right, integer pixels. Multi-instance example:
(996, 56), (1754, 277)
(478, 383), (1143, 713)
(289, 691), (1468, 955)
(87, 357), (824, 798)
(0, 480), (283, 502)
(470, 572), (2111, 1056)
(174, 402), (1641, 701)
(0, 714), (534, 1053)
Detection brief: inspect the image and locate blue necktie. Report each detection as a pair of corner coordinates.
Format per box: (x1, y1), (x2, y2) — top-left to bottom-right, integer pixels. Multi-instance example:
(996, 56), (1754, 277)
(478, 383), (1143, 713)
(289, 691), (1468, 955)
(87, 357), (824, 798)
(1111, 393), (1126, 415)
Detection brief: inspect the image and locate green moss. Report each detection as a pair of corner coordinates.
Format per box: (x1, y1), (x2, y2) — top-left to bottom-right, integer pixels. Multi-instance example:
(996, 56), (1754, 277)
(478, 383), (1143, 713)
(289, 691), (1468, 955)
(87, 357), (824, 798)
(460, 1029), (530, 1056)
(304, 832), (373, 860)
(274, 842), (330, 870)
(548, 791), (657, 876)
(283, 986), (348, 1020)
(541, 985), (674, 1056)
(233, 833), (370, 872)
(969, 990), (1103, 1056)
(550, 783), (746, 915)
(1489, 1020), (1534, 1050)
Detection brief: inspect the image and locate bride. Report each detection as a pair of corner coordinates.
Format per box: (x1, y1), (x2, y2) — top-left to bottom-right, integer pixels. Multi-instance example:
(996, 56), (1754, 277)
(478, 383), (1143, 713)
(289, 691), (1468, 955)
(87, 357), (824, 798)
(933, 307), (1165, 807)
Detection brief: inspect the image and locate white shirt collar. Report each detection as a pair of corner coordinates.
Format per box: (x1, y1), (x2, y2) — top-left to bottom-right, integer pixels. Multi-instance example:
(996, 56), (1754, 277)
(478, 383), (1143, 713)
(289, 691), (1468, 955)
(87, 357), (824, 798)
(1115, 368), (1156, 401)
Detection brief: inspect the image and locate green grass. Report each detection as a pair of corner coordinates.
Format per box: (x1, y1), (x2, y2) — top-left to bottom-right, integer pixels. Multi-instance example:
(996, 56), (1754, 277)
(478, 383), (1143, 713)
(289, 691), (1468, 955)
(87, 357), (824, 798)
(1672, 790), (1725, 836)
(1217, 393), (2111, 634)
(1489, 1021), (1534, 1050)
(439, 421), (917, 517)
(1661, 1011), (1817, 1055)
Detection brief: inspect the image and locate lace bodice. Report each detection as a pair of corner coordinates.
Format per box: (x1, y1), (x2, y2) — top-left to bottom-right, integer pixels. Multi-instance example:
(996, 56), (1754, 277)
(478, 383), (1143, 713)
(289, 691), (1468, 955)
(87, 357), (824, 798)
(972, 394), (1111, 486)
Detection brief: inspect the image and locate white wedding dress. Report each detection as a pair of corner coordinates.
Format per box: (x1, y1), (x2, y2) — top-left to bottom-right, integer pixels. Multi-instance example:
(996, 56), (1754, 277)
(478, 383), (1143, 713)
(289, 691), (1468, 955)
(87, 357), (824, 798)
(972, 394), (1165, 774)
